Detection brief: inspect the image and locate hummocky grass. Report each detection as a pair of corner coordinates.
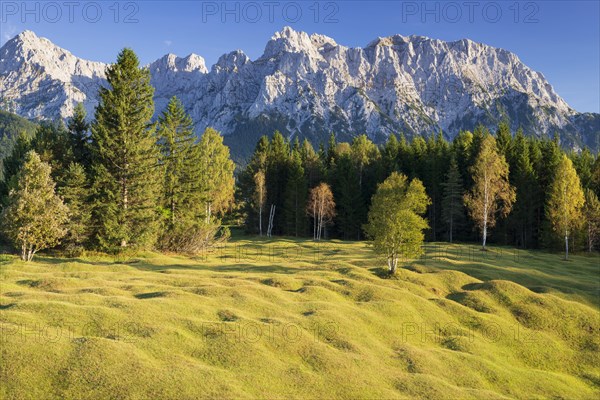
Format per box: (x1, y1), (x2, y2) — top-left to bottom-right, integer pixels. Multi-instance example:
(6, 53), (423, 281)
(0, 238), (598, 399)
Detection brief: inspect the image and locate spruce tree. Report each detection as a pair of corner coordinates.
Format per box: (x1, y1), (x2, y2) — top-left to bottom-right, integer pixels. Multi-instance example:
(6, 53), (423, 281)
(326, 132), (337, 166)
(238, 136), (269, 234)
(197, 127), (235, 224)
(58, 162), (91, 253)
(571, 148), (595, 189)
(441, 156), (465, 243)
(0, 131), (31, 204)
(90, 48), (160, 250)
(300, 139), (323, 188)
(424, 131), (450, 241)
(284, 149), (307, 236)
(538, 137), (563, 247)
(495, 120), (512, 157)
(583, 188), (600, 252)
(30, 122), (74, 182)
(156, 96), (199, 231)
(331, 153), (362, 240)
(68, 103), (91, 167)
(593, 156), (600, 197)
(382, 134), (399, 176)
(350, 135), (379, 240)
(508, 130), (538, 247)
(265, 131), (290, 235)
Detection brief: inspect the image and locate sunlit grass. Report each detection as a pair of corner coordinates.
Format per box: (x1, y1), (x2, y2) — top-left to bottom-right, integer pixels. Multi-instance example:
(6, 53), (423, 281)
(1, 238), (598, 399)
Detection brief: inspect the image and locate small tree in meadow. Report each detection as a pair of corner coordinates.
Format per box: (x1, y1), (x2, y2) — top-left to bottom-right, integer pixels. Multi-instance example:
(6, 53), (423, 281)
(364, 172), (430, 274)
(1, 151), (69, 261)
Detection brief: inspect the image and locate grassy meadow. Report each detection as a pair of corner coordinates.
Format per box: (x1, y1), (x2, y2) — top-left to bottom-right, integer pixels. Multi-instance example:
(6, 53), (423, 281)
(0, 237), (599, 399)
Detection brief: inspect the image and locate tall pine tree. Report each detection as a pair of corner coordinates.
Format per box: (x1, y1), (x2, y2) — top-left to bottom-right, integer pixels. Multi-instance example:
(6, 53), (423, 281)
(68, 103), (91, 167)
(284, 149), (307, 236)
(90, 48), (160, 250)
(441, 156), (465, 243)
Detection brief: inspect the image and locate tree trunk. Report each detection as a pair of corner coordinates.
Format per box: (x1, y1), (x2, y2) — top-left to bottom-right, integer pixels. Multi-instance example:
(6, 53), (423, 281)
(482, 223), (487, 250)
(482, 171), (488, 250)
(259, 207), (262, 236)
(388, 256), (398, 274)
(27, 245), (34, 262)
(565, 232), (569, 260)
(121, 165), (128, 248)
(206, 202), (212, 225)
(313, 202), (317, 240)
(171, 195), (175, 226)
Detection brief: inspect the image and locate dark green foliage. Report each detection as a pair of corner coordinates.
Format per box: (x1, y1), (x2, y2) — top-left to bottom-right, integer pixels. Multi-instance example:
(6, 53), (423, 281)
(67, 103), (91, 167)
(238, 136), (270, 234)
(2, 121), (73, 203)
(571, 148), (595, 190)
(0, 131), (32, 204)
(30, 122), (74, 181)
(89, 48), (160, 250)
(156, 97), (199, 231)
(0, 110), (38, 180)
(507, 130), (540, 247)
(331, 153), (363, 240)
(58, 162), (92, 253)
(265, 131), (291, 235)
(284, 149), (307, 236)
(239, 120), (597, 251)
(441, 157), (465, 243)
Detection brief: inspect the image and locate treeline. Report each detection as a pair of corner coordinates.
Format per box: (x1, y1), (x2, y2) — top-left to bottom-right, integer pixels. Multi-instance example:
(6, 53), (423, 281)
(1, 49), (599, 260)
(239, 125), (600, 252)
(0, 49), (235, 260)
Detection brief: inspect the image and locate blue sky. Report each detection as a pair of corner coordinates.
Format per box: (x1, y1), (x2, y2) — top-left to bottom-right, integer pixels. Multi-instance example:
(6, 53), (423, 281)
(1, 0), (598, 112)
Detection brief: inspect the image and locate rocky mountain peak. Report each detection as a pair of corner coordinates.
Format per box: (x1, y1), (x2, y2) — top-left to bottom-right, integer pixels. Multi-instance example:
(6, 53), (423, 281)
(0, 29), (597, 155)
(149, 53), (207, 74)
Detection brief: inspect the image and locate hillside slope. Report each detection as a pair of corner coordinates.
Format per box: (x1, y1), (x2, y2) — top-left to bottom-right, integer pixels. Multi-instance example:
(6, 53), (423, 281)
(1, 239), (598, 399)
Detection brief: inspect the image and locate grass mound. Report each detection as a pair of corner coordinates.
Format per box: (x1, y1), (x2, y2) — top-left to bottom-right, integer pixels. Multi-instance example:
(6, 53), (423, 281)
(0, 238), (598, 399)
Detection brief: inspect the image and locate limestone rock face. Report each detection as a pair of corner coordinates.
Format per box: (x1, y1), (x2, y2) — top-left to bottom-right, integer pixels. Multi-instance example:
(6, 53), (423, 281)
(1, 27), (598, 152)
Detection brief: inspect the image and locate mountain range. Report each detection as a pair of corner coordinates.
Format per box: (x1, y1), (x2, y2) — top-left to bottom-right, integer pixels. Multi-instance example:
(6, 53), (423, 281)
(0, 27), (598, 159)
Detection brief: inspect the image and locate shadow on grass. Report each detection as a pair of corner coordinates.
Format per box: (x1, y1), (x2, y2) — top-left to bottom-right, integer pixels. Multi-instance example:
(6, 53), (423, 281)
(129, 262), (326, 275)
(134, 291), (167, 299)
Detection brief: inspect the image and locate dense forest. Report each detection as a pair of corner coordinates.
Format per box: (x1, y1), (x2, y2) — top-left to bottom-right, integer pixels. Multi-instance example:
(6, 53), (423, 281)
(238, 126), (600, 252)
(1, 48), (599, 260)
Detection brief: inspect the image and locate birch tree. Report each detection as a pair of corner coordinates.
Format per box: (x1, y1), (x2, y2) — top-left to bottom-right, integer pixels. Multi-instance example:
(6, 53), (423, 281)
(547, 155), (585, 259)
(364, 172), (430, 274)
(307, 183), (335, 240)
(464, 135), (515, 250)
(253, 170), (266, 236)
